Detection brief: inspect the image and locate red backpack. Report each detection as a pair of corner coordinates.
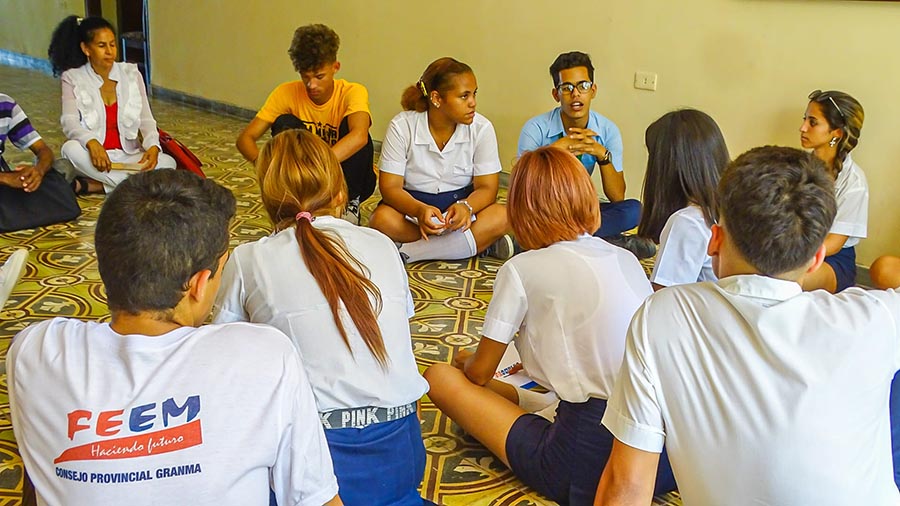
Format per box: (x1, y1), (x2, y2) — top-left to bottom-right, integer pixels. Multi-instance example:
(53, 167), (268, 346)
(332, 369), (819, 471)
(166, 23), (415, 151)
(158, 129), (205, 178)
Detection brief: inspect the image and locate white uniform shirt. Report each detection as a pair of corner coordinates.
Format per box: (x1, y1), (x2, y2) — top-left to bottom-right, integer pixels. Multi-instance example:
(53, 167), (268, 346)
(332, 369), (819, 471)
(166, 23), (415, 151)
(481, 235), (652, 403)
(8, 318), (337, 506)
(603, 275), (900, 506)
(379, 110), (501, 194)
(832, 153), (868, 248)
(214, 216), (428, 412)
(650, 205), (716, 287)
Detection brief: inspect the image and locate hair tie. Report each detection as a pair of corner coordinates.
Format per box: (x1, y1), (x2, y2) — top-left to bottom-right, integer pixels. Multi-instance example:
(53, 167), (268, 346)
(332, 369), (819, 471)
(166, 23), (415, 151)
(295, 211), (315, 223)
(417, 79), (428, 98)
(76, 17), (83, 26)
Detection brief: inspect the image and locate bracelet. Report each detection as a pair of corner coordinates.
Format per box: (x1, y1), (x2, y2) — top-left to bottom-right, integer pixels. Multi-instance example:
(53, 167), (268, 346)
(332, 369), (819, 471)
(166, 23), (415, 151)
(455, 199), (473, 215)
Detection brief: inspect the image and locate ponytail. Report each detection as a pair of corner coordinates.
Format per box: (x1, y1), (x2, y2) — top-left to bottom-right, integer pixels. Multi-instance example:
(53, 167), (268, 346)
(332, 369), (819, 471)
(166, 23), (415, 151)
(400, 57), (473, 112)
(400, 80), (428, 112)
(294, 218), (388, 367)
(48, 15), (116, 76)
(258, 129), (389, 368)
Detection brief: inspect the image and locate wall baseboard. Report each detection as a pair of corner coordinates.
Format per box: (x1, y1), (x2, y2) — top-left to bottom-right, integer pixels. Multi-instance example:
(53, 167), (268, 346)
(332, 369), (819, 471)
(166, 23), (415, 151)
(150, 85), (256, 121)
(0, 49), (53, 75)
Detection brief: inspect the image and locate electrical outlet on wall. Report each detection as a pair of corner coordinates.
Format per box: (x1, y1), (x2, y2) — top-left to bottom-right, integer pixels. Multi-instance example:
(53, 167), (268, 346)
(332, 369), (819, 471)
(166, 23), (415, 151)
(634, 71), (658, 91)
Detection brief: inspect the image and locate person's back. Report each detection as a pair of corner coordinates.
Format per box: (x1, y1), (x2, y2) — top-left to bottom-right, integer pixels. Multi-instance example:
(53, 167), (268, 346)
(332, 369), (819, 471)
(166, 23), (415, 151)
(597, 146), (900, 506)
(8, 170), (340, 506)
(501, 234), (650, 400)
(9, 319), (336, 506)
(631, 280), (900, 504)
(216, 218), (426, 412)
(217, 130), (426, 505)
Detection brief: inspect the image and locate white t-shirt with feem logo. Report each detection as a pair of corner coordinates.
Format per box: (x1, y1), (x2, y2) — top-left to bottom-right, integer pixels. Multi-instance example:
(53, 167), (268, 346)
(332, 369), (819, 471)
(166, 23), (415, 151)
(8, 318), (338, 506)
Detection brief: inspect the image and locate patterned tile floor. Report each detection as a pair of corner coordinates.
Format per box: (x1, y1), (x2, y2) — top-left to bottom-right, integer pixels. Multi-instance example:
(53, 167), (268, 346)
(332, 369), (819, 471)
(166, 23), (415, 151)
(0, 64), (680, 505)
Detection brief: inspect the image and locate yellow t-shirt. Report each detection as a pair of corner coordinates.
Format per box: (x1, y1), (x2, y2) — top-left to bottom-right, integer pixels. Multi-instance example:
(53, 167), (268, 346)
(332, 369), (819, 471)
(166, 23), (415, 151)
(256, 79), (370, 146)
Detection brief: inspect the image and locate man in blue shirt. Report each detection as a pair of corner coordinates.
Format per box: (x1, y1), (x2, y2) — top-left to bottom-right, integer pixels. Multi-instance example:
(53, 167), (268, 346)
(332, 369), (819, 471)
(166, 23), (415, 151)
(518, 52), (654, 259)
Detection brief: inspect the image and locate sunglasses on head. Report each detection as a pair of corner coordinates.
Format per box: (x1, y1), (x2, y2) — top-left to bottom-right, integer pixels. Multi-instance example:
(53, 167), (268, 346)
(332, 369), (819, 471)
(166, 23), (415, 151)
(808, 90), (845, 123)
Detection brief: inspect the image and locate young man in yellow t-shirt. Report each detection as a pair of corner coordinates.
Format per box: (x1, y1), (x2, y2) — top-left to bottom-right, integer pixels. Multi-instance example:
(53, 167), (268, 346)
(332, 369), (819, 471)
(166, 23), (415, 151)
(236, 24), (375, 223)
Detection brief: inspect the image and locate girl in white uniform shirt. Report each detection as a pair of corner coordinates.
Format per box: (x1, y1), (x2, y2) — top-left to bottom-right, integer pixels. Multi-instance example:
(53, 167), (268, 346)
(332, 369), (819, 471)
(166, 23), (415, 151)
(48, 16), (175, 194)
(637, 109), (730, 290)
(800, 89), (867, 293)
(368, 57), (513, 262)
(213, 130), (429, 506)
(424, 147), (675, 505)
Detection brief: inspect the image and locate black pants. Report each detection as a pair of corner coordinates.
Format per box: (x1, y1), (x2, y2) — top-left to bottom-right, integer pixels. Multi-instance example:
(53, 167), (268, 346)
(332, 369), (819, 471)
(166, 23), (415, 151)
(271, 114), (376, 202)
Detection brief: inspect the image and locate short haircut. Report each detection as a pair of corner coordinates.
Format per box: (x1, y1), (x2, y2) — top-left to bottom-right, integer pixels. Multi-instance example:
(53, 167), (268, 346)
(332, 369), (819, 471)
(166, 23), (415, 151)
(508, 146), (600, 250)
(549, 51), (595, 87)
(718, 146), (836, 276)
(288, 24), (340, 73)
(95, 170), (236, 315)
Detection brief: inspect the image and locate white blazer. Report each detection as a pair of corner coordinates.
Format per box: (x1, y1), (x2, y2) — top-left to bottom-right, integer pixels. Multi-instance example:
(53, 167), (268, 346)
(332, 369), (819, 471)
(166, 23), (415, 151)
(60, 62), (160, 154)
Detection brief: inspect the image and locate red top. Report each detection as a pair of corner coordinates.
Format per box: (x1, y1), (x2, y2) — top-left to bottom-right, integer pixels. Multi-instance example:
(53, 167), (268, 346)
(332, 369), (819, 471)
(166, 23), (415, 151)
(102, 102), (123, 150)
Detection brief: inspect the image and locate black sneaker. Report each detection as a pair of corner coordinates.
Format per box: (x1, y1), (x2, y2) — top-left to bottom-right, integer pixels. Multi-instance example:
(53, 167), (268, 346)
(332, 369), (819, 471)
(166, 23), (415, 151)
(605, 234), (657, 260)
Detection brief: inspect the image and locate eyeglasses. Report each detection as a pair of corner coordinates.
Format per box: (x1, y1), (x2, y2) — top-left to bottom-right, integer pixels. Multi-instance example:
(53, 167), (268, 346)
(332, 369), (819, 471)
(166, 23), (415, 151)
(808, 90), (845, 123)
(556, 80), (593, 95)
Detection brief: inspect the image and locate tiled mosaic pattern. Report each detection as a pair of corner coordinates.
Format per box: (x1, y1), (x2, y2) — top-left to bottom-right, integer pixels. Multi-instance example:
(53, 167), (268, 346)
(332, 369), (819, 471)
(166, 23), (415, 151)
(0, 64), (679, 505)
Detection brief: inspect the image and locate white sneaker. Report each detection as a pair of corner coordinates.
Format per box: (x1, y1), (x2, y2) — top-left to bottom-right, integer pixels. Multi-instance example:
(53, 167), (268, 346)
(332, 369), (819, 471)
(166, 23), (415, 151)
(341, 197), (361, 226)
(483, 234), (515, 260)
(0, 249), (28, 309)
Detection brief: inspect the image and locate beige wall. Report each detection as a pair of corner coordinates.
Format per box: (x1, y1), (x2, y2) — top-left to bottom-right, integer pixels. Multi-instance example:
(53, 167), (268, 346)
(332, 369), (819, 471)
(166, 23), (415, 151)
(0, 0), (84, 58)
(144, 1), (900, 263)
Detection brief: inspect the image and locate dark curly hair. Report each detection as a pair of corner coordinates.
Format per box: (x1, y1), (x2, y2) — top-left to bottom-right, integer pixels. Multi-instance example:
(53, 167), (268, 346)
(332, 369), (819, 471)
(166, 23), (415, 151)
(48, 15), (116, 76)
(549, 51), (595, 87)
(288, 24), (340, 73)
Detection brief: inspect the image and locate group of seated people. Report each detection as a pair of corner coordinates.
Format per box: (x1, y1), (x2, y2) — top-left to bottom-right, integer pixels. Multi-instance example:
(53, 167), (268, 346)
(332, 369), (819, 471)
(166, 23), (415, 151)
(3, 15), (900, 506)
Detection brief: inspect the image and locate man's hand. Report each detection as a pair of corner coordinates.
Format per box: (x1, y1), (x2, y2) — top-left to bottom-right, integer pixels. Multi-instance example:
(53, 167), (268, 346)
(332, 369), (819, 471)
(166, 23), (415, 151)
(13, 164), (47, 192)
(86, 140), (111, 172)
(564, 127), (608, 159)
(444, 201), (473, 233)
(139, 146), (161, 171)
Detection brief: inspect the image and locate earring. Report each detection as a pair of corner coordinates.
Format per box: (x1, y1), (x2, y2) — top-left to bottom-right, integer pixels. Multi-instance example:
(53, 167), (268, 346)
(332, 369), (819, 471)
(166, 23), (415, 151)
(829, 137), (838, 147)
(432, 102), (440, 108)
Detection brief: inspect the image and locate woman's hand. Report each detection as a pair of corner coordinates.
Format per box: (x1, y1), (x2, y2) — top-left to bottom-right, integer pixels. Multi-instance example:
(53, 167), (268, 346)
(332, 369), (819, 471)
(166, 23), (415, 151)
(453, 349), (475, 370)
(139, 146), (160, 171)
(86, 139), (111, 172)
(416, 205), (446, 240)
(444, 201), (473, 232)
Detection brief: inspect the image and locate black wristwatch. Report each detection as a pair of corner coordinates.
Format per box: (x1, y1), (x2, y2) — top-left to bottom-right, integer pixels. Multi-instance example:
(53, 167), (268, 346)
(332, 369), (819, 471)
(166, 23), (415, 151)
(597, 149), (612, 166)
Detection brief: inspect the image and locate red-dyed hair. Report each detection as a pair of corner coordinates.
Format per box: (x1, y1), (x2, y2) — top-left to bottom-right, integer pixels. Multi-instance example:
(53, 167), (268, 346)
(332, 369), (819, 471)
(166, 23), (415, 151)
(256, 129), (388, 367)
(508, 146), (601, 250)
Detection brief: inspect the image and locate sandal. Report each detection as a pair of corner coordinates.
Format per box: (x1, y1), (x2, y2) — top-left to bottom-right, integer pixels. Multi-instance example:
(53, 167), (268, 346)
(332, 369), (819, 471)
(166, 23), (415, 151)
(71, 176), (97, 195)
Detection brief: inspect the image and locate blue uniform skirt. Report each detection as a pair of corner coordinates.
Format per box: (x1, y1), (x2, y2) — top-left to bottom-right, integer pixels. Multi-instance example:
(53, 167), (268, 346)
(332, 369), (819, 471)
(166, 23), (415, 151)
(325, 412), (427, 506)
(506, 397), (676, 505)
(824, 245), (857, 292)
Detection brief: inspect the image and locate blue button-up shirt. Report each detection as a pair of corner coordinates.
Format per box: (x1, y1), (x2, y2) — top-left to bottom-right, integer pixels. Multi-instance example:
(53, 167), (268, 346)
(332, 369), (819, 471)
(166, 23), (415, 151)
(517, 107), (624, 176)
